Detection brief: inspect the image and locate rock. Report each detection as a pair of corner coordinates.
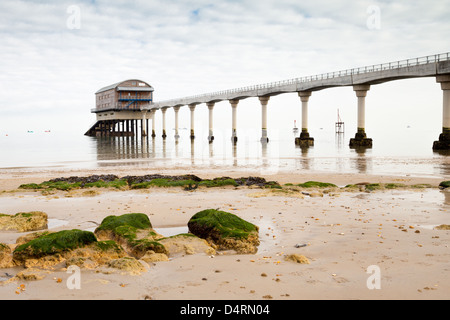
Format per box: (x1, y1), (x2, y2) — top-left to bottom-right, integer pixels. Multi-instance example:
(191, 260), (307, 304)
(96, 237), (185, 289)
(0, 211), (48, 232)
(123, 174), (202, 185)
(435, 224), (450, 230)
(14, 268), (48, 281)
(439, 181), (450, 189)
(140, 251), (169, 263)
(0, 243), (14, 268)
(49, 175), (120, 185)
(11, 229), (127, 270)
(284, 254), (310, 264)
(188, 209), (259, 254)
(15, 231), (50, 246)
(13, 230), (127, 270)
(13, 229), (98, 263)
(309, 191), (324, 197)
(107, 257), (147, 275)
(94, 213), (167, 258)
(159, 234), (216, 257)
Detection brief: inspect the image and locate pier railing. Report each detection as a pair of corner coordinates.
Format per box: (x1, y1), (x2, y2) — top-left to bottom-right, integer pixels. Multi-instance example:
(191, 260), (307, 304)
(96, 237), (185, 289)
(151, 52), (450, 107)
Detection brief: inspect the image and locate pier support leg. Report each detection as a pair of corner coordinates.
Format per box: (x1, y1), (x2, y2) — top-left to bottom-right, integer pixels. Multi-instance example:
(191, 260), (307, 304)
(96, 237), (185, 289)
(189, 104), (196, 139)
(259, 96), (270, 143)
(151, 110), (156, 138)
(207, 102), (215, 143)
(131, 120), (135, 137)
(433, 75), (450, 150)
(295, 91), (314, 147)
(230, 99), (239, 143)
(173, 106), (180, 139)
(141, 112), (147, 137)
(350, 85), (372, 148)
(161, 108), (168, 139)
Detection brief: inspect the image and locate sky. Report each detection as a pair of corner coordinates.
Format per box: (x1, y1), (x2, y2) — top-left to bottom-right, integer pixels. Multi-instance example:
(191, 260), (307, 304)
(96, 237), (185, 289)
(0, 0), (449, 137)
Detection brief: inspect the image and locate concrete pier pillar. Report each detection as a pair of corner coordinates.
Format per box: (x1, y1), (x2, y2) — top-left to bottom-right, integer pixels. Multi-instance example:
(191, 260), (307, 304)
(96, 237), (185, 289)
(230, 99), (239, 143)
(433, 75), (450, 150)
(151, 110), (156, 138)
(141, 112), (147, 137)
(295, 91), (314, 147)
(189, 104), (196, 139)
(161, 108), (168, 139)
(259, 96), (270, 143)
(350, 84), (372, 148)
(173, 106), (181, 139)
(131, 120), (135, 137)
(207, 102), (215, 142)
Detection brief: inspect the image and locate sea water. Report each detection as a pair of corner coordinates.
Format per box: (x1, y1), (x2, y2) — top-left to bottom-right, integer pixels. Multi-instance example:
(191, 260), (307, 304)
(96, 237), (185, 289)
(1, 124), (449, 179)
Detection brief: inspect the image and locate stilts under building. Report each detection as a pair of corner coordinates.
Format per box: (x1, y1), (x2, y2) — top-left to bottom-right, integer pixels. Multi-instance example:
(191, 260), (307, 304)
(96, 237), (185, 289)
(85, 79), (153, 137)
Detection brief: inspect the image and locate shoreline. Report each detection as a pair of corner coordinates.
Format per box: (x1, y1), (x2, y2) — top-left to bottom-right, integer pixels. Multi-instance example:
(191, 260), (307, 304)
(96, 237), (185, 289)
(0, 165), (446, 192)
(0, 168), (449, 300)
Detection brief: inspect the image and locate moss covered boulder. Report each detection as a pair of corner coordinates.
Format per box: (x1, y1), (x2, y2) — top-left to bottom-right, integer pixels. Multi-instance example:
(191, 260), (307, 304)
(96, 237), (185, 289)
(439, 181), (450, 189)
(94, 213), (167, 258)
(188, 209), (259, 254)
(0, 211), (48, 232)
(12, 230), (127, 269)
(13, 230), (97, 262)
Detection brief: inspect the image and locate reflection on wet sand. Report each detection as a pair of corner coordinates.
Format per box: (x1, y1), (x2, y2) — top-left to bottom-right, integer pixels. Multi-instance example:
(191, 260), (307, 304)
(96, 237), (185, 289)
(442, 189), (450, 205)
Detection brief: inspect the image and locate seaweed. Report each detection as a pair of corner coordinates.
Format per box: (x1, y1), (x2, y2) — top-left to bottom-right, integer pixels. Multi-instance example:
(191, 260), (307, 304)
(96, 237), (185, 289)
(13, 229), (97, 259)
(295, 181), (338, 188)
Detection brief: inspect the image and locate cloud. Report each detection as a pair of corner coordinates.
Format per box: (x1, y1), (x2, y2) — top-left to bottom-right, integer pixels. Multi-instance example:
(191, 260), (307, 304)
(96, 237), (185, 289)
(0, 0), (449, 133)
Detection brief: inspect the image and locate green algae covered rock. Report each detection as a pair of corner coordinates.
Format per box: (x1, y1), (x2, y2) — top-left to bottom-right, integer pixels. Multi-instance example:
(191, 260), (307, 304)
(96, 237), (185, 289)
(188, 209), (259, 254)
(95, 213), (153, 231)
(439, 181), (450, 189)
(94, 213), (167, 257)
(13, 229), (97, 261)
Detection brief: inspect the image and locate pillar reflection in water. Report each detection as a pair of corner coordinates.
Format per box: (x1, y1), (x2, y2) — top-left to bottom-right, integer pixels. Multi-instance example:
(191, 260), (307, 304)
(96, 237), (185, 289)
(350, 147), (372, 174)
(95, 136), (154, 164)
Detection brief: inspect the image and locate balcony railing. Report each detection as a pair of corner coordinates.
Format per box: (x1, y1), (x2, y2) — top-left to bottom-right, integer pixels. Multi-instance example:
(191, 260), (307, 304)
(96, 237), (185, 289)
(91, 103), (147, 113)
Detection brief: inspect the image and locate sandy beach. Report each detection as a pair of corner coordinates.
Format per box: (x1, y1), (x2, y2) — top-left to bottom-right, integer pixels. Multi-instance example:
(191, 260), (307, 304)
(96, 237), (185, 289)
(0, 167), (449, 300)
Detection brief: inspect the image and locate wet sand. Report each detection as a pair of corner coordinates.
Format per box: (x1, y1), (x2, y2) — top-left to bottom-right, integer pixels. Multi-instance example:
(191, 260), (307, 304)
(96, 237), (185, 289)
(0, 167), (449, 300)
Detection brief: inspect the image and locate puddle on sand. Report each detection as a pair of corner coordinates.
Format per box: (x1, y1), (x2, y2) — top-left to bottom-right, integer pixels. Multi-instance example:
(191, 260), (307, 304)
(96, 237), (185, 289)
(154, 226), (189, 237)
(48, 219), (69, 230)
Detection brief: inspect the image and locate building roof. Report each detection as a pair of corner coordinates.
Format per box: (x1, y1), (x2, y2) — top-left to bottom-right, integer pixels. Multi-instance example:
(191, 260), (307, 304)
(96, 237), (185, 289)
(95, 79), (154, 94)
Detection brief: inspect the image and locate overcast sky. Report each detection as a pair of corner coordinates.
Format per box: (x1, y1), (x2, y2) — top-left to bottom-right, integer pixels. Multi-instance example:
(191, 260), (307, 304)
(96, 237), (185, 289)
(0, 0), (449, 136)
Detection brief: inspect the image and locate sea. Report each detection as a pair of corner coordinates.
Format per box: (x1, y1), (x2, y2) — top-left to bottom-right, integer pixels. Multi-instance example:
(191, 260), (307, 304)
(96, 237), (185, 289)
(1, 123), (449, 180)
